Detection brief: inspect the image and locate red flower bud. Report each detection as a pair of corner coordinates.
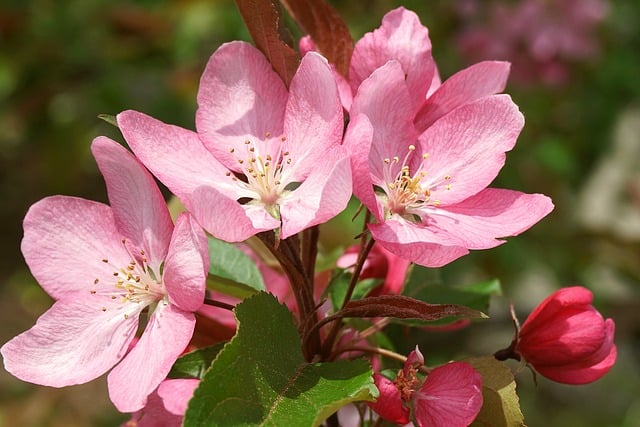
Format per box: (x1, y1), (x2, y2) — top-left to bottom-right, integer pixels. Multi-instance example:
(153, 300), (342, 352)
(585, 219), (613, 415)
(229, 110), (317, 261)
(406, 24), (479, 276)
(516, 286), (616, 384)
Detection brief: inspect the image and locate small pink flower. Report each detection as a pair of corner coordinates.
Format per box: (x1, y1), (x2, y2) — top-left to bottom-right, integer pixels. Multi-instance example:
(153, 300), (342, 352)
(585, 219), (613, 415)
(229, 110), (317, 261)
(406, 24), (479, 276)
(119, 41), (351, 242)
(516, 286), (616, 384)
(1, 138), (209, 413)
(368, 347), (483, 426)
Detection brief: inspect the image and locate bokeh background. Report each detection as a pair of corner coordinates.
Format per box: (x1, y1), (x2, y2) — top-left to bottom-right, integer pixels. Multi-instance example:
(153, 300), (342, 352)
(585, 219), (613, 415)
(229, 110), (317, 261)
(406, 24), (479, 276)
(1, 0), (639, 425)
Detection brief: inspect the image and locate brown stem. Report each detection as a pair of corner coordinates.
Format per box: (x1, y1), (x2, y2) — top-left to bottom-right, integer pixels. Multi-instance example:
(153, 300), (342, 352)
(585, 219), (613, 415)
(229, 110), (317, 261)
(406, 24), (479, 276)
(320, 237), (376, 358)
(203, 298), (235, 311)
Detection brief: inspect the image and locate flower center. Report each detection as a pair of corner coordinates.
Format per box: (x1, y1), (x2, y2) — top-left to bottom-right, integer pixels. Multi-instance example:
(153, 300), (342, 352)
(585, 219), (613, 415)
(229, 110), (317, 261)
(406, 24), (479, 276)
(91, 238), (166, 318)
(225, 133), (294, 217)
(379, 145), (451, 221)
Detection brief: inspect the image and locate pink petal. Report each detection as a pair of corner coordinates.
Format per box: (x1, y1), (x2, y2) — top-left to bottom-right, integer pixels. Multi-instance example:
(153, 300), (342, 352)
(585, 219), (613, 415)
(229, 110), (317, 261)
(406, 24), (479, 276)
(350, 60), (417, 178)
(413, 362), (483, 427)
(1, 295), (138, 387)
(418, 95), (525, 205)
(157, 378), (199, 416)
(344, 114), (383, 220)
(432, 189), (554, 249)
(283, 52), (343, 181)
(189, 185), (280, 241)
(124, 385), (184, 427)
(117, 110), (233, 197)
(367, 374), (410, 424)
(91, 137), (173, 266)
(534, 343), (617, 385)
(350, 7), (435, 112)
(520, 286), (594, 333)
(117, 111), (265, 241)
(21, 196), (129, 299)
(196, 41), (287, 168)
(163, 213), (208, 312)
(279, 149), (352, 239)
(414, 61), (511, 133)
(108, 304), (195, 413)
(369, 219), (469, 268)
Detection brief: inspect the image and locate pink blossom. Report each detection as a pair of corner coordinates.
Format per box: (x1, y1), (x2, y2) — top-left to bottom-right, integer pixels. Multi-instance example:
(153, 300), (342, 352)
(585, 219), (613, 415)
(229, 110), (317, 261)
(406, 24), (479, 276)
(455, 0), (608, 86)
(368, 347), (483, 426)
(118, 41), (351, 243)
(516, 286), (616, 384)
(1, 137), (209, 413)
(346, 59), (553, 267)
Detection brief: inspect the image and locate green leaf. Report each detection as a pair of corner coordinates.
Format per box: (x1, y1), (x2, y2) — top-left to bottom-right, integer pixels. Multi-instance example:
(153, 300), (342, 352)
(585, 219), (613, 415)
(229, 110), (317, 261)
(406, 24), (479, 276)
(402, 277), (501, 326)
(467, 356), (525, 427)
(326, 270), (381, 310)
(168, 343), (226, 380)
(97, 113), (118, 127)
(184, 292), (377, 427)
(207, 236), (265, 298)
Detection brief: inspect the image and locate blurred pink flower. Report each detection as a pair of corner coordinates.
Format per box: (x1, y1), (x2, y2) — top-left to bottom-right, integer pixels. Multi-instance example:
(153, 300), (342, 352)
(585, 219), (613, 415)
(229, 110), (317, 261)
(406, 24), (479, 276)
(456, 0), (608, 86)
(516, 286), (616, 384)
(336, 243), (411, 295)
(118, 41), (351, 242)
(1, 138), (209, 413)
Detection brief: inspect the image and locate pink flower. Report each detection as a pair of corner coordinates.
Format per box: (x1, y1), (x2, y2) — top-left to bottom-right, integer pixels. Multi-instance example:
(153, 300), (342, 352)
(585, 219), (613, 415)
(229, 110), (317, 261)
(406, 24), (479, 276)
(124, 379), (199, 427)
(1, 137), (209, 413)
(346, 59), (553, 267)
(455, 0), (608, 86)
(336, 243), (410, 295)
(118, 41), (351, 242)
(368, 347), (483, 426)
(516, 286), (616, 384)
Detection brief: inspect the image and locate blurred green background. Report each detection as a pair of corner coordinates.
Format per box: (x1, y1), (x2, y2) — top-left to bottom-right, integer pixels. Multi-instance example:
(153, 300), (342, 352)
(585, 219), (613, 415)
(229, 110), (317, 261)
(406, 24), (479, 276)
(0, 0), (638, 426)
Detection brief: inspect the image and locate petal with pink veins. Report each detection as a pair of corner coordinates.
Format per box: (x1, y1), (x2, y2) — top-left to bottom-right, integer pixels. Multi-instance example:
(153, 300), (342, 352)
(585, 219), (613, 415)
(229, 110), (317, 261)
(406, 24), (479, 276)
(108, 303), (196, 413)
(414, 61), (511, 133)
(279, 149), (351, 239)
(196, 41), (288, 168)
(163, 213), (208, 312)
(413, 362), (483, 427)
(283, 52), (343, 181)
(430, 188), (554, 249)
(350, 7), (435, 112)
(1, 295), (138, 387)
(20, 196), (129, 299)
(417, 95), (524, 206)
(92, 136), (174, 266)
(369, 219), (469, 268)
(158, 378), (200, 416)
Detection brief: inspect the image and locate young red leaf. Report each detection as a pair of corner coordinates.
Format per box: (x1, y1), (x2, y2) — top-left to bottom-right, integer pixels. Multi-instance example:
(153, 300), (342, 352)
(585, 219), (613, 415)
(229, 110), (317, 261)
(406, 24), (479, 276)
(280, 0), (354, 77)
(235, 0), (300, 86)
(339, 295), (487, 321)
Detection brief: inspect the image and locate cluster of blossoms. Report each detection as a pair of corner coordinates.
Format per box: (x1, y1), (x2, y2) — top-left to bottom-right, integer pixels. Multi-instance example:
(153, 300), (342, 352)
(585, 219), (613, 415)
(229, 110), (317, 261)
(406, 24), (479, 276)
(455, 0), (609, 86)
(1, 5), (615, 427)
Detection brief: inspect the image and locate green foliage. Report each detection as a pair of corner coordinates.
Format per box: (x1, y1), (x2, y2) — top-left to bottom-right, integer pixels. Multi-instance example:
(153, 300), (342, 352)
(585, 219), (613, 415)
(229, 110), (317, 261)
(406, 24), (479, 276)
(468, 356), (525, 427)
(168, 343), (225, 380)
(206, 237), (265, 298)
(184, 292), (377, 427)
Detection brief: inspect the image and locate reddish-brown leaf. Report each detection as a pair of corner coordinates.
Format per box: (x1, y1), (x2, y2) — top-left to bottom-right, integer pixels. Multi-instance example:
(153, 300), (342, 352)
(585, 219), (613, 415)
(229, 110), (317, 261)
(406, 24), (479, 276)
(235, 0), (300, 87)
(339, 295), (487, 321)
(280, 0), (354, 77)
